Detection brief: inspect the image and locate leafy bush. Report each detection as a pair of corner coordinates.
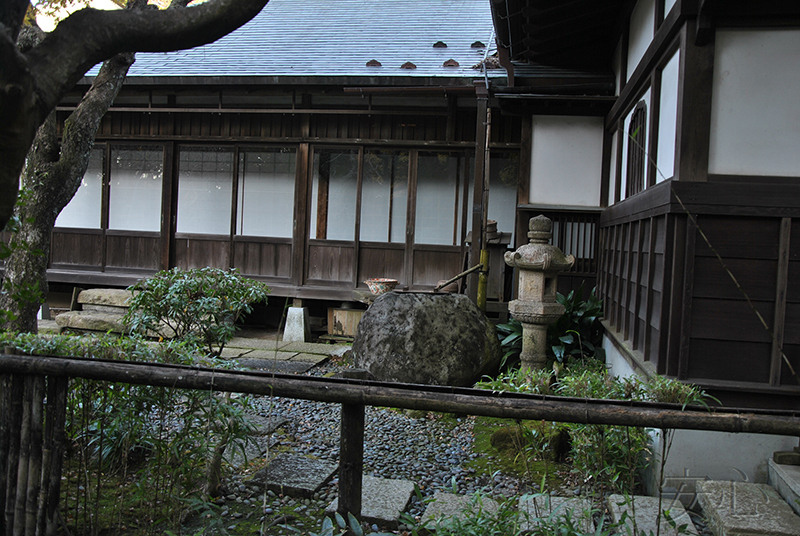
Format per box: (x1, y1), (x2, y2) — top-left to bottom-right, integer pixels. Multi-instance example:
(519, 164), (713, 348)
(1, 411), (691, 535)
(0, 332), (256, 534)
(124, 267), (270, 357)
(476, 361), (714, 497)
(548, 285), (604, 364)
(495, 318), (523, 370)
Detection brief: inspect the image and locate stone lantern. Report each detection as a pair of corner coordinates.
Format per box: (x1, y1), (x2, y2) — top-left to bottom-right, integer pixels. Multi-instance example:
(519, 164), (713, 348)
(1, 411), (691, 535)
(504, 215), (575, 370)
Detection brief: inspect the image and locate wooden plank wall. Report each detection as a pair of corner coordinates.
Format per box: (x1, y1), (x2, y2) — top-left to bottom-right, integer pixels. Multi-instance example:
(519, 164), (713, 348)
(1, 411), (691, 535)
(685, 216), (779, 384)
(598, 181), (800, 404)
(599, 215), (668, 372)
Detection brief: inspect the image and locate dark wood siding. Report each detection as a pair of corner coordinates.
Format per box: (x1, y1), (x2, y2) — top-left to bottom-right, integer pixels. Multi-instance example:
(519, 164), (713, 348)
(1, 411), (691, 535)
(50, 230), (103, 269)
(357, 244), (405, 287)
(411, 246), (463, 287)
(174, 235), (231, 270)
(233, 238), (292, 279)
(306, 241), (356, 286)
(105, 232), (161, 271)
(599, 179), (800, 408)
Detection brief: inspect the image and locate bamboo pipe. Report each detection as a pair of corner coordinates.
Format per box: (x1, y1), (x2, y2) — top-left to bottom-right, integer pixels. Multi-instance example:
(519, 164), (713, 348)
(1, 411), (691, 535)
(1, 354), (800, 437)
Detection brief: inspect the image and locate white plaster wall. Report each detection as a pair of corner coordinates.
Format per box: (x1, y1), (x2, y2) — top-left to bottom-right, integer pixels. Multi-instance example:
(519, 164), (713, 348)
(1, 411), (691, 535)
(529, 116), (603, 207)
(627, 0), (656, 80)
(620, 88), (651, 200)
(603, 335), (798, 503)
(656, 51), (680, 182)
(648, 429), (798, 502)
(709, 29), (800, 178)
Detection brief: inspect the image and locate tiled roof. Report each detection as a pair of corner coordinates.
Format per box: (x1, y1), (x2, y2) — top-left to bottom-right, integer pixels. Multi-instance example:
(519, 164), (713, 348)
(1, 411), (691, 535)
(107, 0), (496, 81)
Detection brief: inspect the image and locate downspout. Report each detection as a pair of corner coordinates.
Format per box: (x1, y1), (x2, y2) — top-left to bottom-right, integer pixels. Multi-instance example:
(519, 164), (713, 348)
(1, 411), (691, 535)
(497, 46), (515, 88)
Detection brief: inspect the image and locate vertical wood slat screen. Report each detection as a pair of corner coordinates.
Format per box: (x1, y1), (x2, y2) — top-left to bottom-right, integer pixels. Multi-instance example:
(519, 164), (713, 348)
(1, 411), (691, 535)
(598, 215), (669, 367)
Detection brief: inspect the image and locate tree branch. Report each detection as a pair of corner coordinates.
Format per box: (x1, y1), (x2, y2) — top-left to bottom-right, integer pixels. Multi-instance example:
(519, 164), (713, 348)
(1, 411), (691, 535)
(0, 0), (30, 43)
(26, 0), (270, 123)
(0, 0), (269, 231)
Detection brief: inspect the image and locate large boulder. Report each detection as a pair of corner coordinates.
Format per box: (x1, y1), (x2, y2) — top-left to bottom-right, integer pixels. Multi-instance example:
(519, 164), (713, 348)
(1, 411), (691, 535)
(352, 292), (501, 386)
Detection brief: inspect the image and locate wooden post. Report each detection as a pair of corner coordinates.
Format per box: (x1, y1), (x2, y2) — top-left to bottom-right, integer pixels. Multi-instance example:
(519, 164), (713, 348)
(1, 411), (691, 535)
(338, 369), (366, 526)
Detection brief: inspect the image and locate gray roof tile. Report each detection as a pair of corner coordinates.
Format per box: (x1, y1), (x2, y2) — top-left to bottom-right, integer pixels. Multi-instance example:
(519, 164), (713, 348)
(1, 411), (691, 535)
(101, 0), (496, 81)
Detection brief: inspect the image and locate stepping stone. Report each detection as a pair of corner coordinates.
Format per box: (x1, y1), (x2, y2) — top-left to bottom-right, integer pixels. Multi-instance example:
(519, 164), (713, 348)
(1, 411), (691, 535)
(519, 495), (596, 533)
(279, 341), (340, 355)
(419, 492), (499, 530)
(237, 358), (314, 374)
(697, 481), (800, 536)
(291, 352), (329, 364)
(227, 337), (283, 351)
(38, 319), (61, 334)
(219, 347), (297, 360)
(608, 494), (697, 535)
(327, 475), (415, 529)
(770, 458), (800, 517)
(55, 310), (127, 334)
(243, 414), (289, 435)
(78, 288), (132, 308)
(248, 453), (337, 498)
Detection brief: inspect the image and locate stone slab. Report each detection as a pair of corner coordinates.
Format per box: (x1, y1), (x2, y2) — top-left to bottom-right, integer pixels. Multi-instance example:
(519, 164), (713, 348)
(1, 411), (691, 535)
(519, 495), (595, 533)
(290, 352), (329, 364)
(327, 475), (415, 529)
(419, 492), (499, 530)
(608, 494), (697, 535)
(54, 311), (127, 334)
(37, 319), (61, 335)
(237, 358), (314, 374)
(78, 288), (132, 307)
(279, 341), (343, 355)
(697, 481), (800, 536)
(219, 347), (298, 360)
(83, 304), (129, 314)
(249, 454), (337, 499)
(227, 337), (282, 351)
(769, 458), (800, 517)
(243, 414), (289, 436)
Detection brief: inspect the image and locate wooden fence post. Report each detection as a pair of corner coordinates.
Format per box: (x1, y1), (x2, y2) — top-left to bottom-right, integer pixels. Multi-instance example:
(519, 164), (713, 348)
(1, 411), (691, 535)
(338, 369), (367, 527)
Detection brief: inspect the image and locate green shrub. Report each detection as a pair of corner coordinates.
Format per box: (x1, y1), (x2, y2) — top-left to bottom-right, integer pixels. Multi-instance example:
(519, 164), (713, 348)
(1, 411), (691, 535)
(497, 285), (604, 370)
(0, 332), (256, 534)
(124, 267), (270, 357)
(476, 361), (717, 497)
(548, 284), (605, 364)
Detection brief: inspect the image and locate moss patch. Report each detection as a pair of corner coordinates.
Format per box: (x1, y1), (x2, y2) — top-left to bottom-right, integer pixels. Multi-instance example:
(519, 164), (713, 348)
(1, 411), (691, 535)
(467, 417), (570, 491)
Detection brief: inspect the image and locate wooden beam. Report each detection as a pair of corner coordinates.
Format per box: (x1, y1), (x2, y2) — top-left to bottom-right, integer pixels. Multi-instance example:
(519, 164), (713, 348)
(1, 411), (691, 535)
(674, 18), (714, 183)
(769, 218), (790, 386)
(3, 354), (800, 435)
(677, 215), (697, 380)
(292, 143), (310, 287)
(468, 83), (489, 302)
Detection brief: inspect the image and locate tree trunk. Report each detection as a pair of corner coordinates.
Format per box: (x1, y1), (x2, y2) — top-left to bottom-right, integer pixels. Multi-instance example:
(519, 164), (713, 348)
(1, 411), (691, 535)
(0, 30), (135, 333)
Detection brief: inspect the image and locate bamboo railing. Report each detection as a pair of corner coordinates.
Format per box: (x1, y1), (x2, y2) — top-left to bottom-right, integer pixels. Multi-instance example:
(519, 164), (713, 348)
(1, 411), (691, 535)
(2, 352), (800, 535)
